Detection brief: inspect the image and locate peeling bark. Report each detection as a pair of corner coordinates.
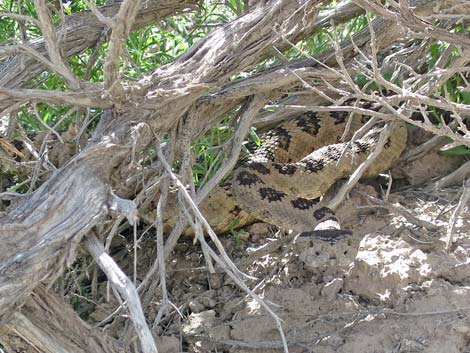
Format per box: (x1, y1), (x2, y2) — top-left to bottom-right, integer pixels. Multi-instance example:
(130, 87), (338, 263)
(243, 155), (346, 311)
(3, 285), (122, 353)
(0, 144), (128, 323)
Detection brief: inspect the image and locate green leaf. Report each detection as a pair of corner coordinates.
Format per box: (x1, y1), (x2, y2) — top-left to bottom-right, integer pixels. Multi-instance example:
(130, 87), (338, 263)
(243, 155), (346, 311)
(461, 92), (470, 105)
(440, 146), (470, 157)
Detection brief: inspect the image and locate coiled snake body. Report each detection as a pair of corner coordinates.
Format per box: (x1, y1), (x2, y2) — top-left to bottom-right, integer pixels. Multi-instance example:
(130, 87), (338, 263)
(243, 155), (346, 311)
(199, 111), (407, 236)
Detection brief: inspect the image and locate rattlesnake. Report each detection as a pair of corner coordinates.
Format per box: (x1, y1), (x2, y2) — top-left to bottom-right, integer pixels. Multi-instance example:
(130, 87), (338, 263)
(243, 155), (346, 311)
(198, 111), (407, 236)
(0, 111), (407, 237)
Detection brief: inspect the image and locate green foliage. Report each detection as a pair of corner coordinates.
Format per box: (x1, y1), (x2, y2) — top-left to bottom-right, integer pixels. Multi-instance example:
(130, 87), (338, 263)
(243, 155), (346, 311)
(70, 290), (94, 320)
(231, 228), (250, 247)
(0, 13), (18, 43)
(3, 0), (467, 185)
(426, 39), (470, 155)
(354, 70), (396, 91)
(439, 145), (470, 157)
(191, 114), (261, 187)
(17, 103), (72, 132)
(192, 120), (234, 186)
(123, 2), (239, 77)
(0, 1), (40, 41)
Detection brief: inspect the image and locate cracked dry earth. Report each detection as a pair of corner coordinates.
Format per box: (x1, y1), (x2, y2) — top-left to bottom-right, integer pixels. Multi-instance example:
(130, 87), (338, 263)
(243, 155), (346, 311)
(94, 130), (470, 353)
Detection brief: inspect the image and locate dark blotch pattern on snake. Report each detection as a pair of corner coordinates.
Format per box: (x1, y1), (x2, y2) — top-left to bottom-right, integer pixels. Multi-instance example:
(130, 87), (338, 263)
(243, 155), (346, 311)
(229, 112), (407, 233)
(172, 112), (407, 236)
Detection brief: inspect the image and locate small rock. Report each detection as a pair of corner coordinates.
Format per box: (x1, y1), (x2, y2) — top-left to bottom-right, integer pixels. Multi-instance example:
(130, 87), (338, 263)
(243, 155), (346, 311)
(209, 324), (231, 340)
(200, 297), (216, 309)
(321, 278), (344, 301)
(182, 310), (217, 335)
(208, 273), (224, 289)
(189, 299), (205, 313)
(156, 336), (180, 353)
(247, 222), (271, 242)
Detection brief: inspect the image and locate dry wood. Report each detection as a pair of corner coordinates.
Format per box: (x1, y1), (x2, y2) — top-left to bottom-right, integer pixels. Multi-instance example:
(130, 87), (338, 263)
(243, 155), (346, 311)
(102, 0), (142, 101)
(34, 0), (81, 89)
(4, 285), (122, 353)
(446, 179), (470, 251)
(429, 161), (470, 190)
(84, 233), (158, 353)
(0, 0), (197, 89)
(0, 0), (469, 351)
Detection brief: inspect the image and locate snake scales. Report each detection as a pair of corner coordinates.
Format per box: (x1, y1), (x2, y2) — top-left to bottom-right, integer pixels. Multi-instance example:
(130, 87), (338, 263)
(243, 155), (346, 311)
(0, 110), (407, 237)
(194, 111), (408, 236)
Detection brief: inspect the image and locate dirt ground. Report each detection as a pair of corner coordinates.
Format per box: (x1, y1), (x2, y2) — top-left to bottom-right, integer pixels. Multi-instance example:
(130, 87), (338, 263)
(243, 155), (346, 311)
(145, 191), (470, 352)
(92, 128), (470, 353)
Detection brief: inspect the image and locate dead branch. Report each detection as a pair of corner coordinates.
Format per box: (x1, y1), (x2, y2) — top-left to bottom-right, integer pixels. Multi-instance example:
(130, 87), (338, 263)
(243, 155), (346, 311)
(102, 0), (142, 101)
(0, 144), (129, 322)
(0, 0), (197, 89)
(0, 87), (110, 111)
(446, 179), (470, 251)
(84, 233), (157, 353)
(3, 285), (123, 353)
(0, 0), (470, 350)
(34, 0), (80, 89)
(429, 161), (470, 190)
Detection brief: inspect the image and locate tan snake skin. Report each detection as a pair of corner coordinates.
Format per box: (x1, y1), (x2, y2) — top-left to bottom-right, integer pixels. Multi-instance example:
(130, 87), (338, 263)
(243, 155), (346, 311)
(200, 111), (407, 236)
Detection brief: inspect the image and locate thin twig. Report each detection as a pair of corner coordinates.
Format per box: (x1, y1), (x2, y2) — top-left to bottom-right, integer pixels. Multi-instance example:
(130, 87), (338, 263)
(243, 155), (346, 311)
(83, 0), (114, 27)
(0, 12), (41, 27)
(138, 96), (266, 302)
(358, 194), (441, 232)
(328, 122), (394, 210)
(446, 179), (470, 251)
(33, 0), (80, 89)
(153, 180), (170, 327)
(155, 140), (290, 353)
(103, 0), (142, 100)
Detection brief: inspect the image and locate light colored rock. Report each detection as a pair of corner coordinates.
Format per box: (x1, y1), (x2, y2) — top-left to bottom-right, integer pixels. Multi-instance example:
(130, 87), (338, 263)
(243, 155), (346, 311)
(345, 233), (470, 304)
(346, 234), (431, 304)
(182, 310), (217, 335)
